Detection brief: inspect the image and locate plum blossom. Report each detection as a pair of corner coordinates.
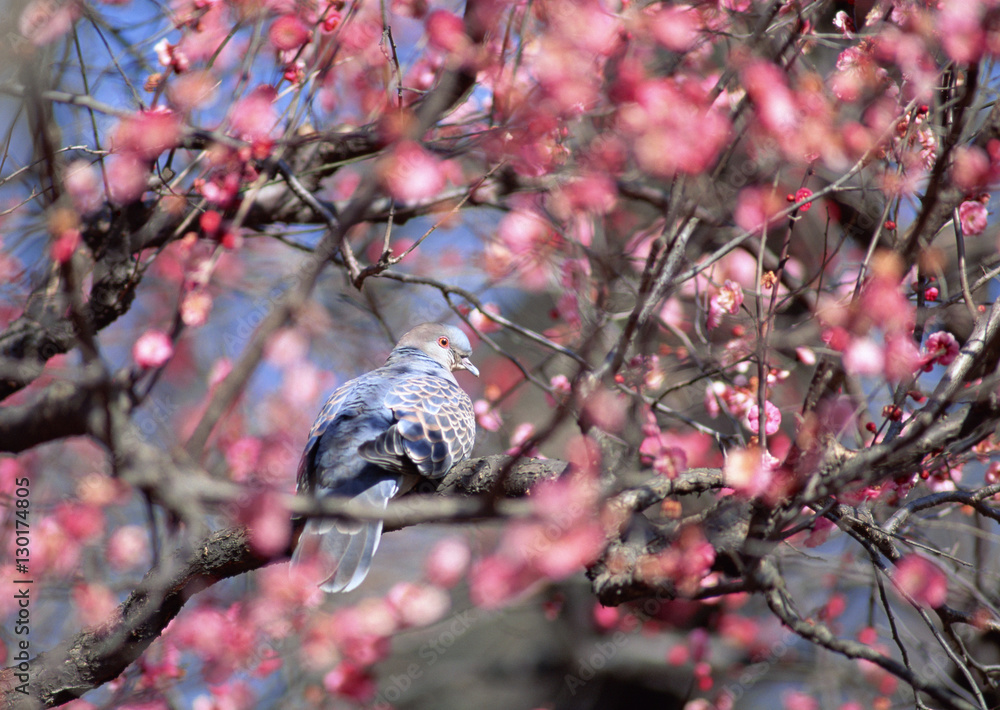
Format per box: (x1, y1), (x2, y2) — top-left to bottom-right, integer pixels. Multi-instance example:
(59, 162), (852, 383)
(426, 9), (470, 54)
(707, 279), (743, 330)
(734, 186), (783, 233)
(133, 330), (174, 368)
(323, 662), (375, 702)
(921, 331), (960, 370)
(269, 14), (310, 51)
(958, 200), (988, 236)
(424, 537), (471, 588)
(724, 447), (778, 498)
(635, 525), (715, 596)
(745, 400), (781, 436)
(378, 141), (447, 203)
(473, 399), (502, 431)
(842, 336), (884, 377)
(893, 555), (947, 607)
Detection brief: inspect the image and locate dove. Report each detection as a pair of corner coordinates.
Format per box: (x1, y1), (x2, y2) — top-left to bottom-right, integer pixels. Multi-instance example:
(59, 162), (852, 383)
(292, 323), (478, 592)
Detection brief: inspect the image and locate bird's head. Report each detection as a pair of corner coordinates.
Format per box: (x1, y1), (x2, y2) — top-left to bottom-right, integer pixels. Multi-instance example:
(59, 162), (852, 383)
(397, 323), (479, 377)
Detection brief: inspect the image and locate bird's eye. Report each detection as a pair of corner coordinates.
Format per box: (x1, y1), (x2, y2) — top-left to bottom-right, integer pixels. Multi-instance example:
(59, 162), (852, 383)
(438, 336), (449, 348)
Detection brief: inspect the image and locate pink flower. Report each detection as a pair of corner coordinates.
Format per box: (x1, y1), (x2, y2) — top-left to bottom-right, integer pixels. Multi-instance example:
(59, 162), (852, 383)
(426, 9), (469, 54)
(64, 161), (103, 215)
(958, 200), (988, 236)
(724, 447), (776, 498)
(106, 154), (149, 204)
(181, 288), (212, 327)
(323, 662), (376, 702)
(794, 187), (814, 212)
(386, 582), (450, 628)
(734, 186), (783, 233)
(107, 525), (149, 570)
(469, 555), (529, 609)
(113, 110), (181, 160)
(648, 5), (700, 52)
(235, 491), (290, 557)
(378, 141), (447, 203)
(473, 399), (502, 431)
(19, 0), (79, 45)
(842, 336), (885, 377)
(51, 229), (80, 263)
(230, 86), (277, 142)
(469, 303), (502, 333)
(921, 331), (960, 369)
(506, 422), (538, 457)
(894, 555), (947, 607)
(269, 14), (310, 51)
(72, 583), (117, 627)
(745, 400), (781, 436)
(424, 537), (471, 588)
(133, 330), (173, 368)
(708, 279), (744, 330)
(884, 333), (921, 381)
(743, 60), (798, 137)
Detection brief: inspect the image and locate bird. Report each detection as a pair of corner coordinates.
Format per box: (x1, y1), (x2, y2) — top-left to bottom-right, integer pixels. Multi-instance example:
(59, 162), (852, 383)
(291, 323), (478, 592)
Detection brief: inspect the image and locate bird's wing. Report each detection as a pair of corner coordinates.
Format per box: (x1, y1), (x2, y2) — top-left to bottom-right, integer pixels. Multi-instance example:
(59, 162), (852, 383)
(358, 373), (476, 479)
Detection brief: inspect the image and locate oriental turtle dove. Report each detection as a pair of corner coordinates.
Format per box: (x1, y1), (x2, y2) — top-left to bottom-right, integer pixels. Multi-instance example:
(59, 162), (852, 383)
(292, 323), (478, 592)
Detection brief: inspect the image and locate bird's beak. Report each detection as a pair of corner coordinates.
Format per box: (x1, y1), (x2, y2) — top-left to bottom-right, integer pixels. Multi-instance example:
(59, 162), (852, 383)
(460, 357), (479, 377)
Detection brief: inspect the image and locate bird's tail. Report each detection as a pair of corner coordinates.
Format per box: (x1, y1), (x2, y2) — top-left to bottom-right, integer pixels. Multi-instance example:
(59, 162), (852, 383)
(291, 475), (401, 593)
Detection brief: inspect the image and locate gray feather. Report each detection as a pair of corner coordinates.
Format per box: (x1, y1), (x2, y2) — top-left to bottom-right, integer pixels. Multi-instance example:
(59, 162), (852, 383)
(291, 323), (477, 593)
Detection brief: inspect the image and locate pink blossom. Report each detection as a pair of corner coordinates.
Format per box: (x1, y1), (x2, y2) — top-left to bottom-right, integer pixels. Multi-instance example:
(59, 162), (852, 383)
(546, 374), (572, 406)
(426, 9), (469, 54)
(386, 582), (450, 628)
(230, 86), (277, 142)
(473, 399), (502, 431)
(734, 186), (782, 233)
(154, 39), (189, 73)
(958, 200), (988, 236)
(842, 336), (884, 377)
(469, 303), (502, 333)
(884, 333), (921, 381)
(133, 330), (173, 368)
(648, 5), (700, 52)
(73, 583), (117, 627)
(783, 690), (819, 710)
(106, 154), (149, 204)
(19, 0), (79, 45)
(506, 422), (538, 456)
(379, 141), (447, 203)
(469, 555), (530, 608)
(724, 447), (775, 498)
(832, 10), (854, 37)
(181, 288), (212, 327)
(893, 555), (948, 607)
(64, 160), (103, 214)
(323, 662), (376, 702)
(51, 229), (80, 263)
(424, 537), (471, 588)
(639, 432), (687, 479)
(743, 60), (798, 137)
(225, 437), (262, 482)
(167, 71), (216, 112)
(794, 187), (814, 212)
(113, 110), (181, 160)
(269, 14), (310, 51)
(635, 525), (715, 596)
(593, 603), (619, 631)
(921, 331), (960, 369)
(107, 525), (149, 570)
(235, 491), (290, 557)
(745, 401), (781, 436)
(952, 146), (991, 190)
